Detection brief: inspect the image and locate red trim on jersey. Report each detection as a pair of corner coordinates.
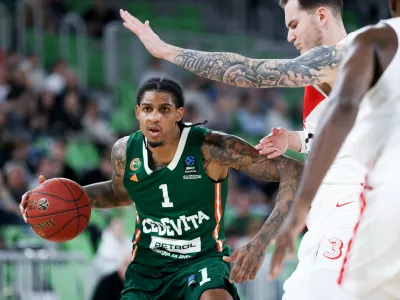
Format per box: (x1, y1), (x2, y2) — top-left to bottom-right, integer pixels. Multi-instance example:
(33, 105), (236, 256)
(338, 174), (372, 285)
(213, 183), (224, 252)
(131, 246), (138, 262)
(131, 228), (141, 262)
(303, 86), (327, 121)
(133, 229), (141, 244)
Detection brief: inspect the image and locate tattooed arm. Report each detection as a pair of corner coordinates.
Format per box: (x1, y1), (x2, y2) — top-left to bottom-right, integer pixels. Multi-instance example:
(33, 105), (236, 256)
(83, 137), (132, 208)
(202, 131), (303, 282)
(120, 10), (343, 88)
(170, 45), (343, 88)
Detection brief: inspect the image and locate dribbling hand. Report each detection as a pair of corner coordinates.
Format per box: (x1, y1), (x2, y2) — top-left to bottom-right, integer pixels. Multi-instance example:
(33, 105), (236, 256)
(120, 9), (169, 59)
(20, 175), (46, 223)
(255, 127), (289, 159)
(223, 239), (266, 283)
(268, 204), (308, 281)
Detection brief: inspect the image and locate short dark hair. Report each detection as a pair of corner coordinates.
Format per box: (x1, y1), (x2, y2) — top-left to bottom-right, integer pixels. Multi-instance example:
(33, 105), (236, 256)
(279, 0), (343, 17)
(136, 77), (184, 108)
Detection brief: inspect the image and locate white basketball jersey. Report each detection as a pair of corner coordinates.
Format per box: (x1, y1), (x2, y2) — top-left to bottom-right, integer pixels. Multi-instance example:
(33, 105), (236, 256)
(350, 17), (400, 170)
(303, 33), (366, 185)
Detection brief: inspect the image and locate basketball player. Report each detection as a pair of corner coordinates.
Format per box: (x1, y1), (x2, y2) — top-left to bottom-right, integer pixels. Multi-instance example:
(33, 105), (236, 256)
(20, 78), (303, 300)
(119, 1), (367, 299)
(269, 1), (400, 299)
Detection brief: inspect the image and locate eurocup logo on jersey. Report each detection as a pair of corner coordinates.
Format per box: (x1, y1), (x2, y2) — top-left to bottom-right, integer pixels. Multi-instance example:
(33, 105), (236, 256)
(37, 198), (49, 212)
(130, 158), (142, 172)
(184, 156), (197, 173)
(183, 156), (201, 179)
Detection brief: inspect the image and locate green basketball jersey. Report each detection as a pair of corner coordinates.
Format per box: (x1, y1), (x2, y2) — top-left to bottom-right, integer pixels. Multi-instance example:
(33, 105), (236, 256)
(123, 126), (230, 268)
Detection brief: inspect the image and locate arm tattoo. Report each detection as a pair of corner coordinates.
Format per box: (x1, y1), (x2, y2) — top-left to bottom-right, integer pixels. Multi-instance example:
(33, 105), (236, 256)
(202, 131), (303, 249)
(83, 137), (132, 208)
(173, 45), (343, 88)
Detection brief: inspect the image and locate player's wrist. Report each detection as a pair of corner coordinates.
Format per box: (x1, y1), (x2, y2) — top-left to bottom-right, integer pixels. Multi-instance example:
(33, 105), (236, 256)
(163, 44), (180, 61)
(288, 132), (302, 152)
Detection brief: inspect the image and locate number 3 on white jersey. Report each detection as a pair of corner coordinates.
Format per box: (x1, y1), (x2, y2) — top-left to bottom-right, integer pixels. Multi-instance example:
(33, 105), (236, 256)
(323, 238), (344, 260)
(159, 184), (173, 208)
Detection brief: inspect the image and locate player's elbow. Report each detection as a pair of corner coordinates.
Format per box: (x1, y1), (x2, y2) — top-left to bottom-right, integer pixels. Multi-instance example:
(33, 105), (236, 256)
(335, 97), (360, 115)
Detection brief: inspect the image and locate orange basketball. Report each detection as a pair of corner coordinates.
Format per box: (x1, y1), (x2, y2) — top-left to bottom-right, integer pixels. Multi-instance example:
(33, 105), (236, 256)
(26, 178), (91, 242)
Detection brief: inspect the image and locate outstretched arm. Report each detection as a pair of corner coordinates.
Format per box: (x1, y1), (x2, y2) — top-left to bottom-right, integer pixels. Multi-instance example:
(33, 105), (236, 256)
(84, 137), (133, 208)
(120, 9), (343, 88)
(202, 131), (303, 282)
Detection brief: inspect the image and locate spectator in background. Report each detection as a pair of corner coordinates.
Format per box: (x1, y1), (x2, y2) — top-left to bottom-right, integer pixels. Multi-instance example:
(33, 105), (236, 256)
(30, 89), (57, 136)
(184, 76), (216, 125)
(82, 100), (117, 147)
(81, 149), (113, 186)
(0, 170), (25, 225)
(59, 70), (86, 104)
(0, 66), (10, 102)
(8, 138), (33, 176)
(49, 138), (78, 182)
(209, 93), (239, 132)
(0, 106), (13, 167)
(139, 57), (169, 86)
(44, 58), (68, 96)
(6, 68), (30, 101)
(3, 161), (29, 208)
(28, 156), (54, 190)
(93, 218), (132, 276)
(266, 95), (293, 131)
(58, 91), (83, 134)
(82, 0), (118, 38)
(232, 93), (268, 140)
(19, 54), (47, 93)
(91, 254), (132, 300)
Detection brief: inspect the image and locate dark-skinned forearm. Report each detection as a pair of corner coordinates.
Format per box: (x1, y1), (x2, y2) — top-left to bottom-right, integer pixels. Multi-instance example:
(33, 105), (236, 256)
(253, 160), (302, 246)
(83, 181), (130, 209)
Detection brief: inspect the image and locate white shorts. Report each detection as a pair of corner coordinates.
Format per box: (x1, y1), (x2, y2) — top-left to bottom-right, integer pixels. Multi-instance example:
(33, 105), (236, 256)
(339, 136), (400, 299)
(283, 184), (362, 300)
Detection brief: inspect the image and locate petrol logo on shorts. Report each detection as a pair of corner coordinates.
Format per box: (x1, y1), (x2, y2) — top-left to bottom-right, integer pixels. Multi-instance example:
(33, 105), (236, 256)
(37, 198), (49, 212)
(130, 158), (142, 172)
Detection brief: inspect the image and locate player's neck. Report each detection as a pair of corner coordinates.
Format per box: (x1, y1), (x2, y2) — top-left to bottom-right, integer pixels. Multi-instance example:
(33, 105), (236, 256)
(323, 21), (348, 45)
(148, 125), (181, 165)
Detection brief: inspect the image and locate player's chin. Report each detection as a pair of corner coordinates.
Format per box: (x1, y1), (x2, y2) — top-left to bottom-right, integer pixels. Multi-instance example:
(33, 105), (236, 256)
(147, 136), (164, 148)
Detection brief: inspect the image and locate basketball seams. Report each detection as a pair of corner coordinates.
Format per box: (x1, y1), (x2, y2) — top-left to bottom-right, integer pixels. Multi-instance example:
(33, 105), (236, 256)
(57, 179), (81, 236)
(26, 203), (91, 219)
(31, 191), (78, 202)
(42, 214), (89, 240)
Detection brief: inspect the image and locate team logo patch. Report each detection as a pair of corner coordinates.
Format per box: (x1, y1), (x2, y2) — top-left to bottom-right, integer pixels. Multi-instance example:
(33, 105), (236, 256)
(184, 156), (198, 175)
(130, 158), (142, 172)
(37, 198), (49, 212)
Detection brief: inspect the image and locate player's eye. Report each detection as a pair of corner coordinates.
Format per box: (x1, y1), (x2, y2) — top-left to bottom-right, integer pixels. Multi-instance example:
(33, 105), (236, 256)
(143, 107), (151, 112)
(160, 107), (169, 112)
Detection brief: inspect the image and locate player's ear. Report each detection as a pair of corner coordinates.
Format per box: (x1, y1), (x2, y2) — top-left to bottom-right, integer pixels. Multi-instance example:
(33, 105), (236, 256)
(317, 7), (328, 27)
(176, 107), (184, 123)
(135, 105), (140, 119)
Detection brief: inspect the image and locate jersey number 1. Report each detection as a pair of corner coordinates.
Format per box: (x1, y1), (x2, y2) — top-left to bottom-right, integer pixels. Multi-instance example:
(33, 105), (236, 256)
(159, 184), (173, 208)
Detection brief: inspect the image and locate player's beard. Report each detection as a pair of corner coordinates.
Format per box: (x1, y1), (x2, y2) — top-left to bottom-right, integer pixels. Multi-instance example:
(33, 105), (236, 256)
(148, 141), (163, 148)
(310, 21), (323, 47)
